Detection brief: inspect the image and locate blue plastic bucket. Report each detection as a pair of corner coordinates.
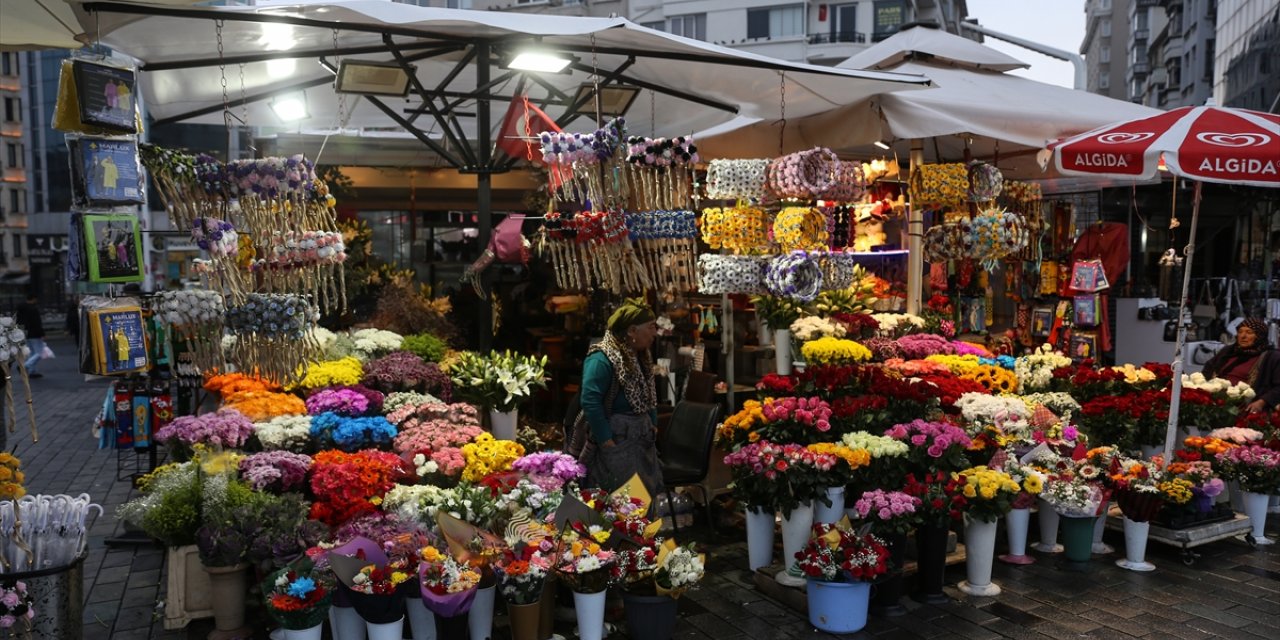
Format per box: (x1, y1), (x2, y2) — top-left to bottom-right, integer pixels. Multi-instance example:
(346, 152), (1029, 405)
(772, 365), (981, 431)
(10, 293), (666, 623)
(807, 580), (870, 633)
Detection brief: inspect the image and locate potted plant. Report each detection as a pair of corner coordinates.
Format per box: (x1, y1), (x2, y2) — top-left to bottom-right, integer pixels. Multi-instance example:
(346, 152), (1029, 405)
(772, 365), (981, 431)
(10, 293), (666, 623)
(195, 467), (268, 639)
(954, 465), (1023, 596)
(794, 521), (890, 633)
(449, 350), (547, 441)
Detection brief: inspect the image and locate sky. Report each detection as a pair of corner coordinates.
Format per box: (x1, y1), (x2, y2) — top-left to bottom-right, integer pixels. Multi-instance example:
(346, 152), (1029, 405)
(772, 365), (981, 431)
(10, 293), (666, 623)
(964, 0), (1087, 89)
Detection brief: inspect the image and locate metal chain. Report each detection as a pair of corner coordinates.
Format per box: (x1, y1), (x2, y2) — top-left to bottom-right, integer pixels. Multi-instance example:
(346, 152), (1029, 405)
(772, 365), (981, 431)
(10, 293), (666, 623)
(650, 89), (655, 136)
(778, 71), (786, 157)
(216, 20), (231, 131)
(239, 62), (249, 128)
(333, 28), (347, 129)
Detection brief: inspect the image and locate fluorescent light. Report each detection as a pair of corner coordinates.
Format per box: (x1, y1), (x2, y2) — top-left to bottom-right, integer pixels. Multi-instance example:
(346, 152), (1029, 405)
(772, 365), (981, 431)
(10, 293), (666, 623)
(334, 59), (414, 97)
(874, 140), (891, 150)
(270, 92), (309, 122)
(266, 58), (297, 78)
(508, 51), (573, 73)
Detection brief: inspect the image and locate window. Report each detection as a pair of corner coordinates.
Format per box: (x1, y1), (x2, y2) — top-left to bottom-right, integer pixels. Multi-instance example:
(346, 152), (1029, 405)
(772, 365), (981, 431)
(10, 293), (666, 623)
(668, 14), (706, 41)
(11, 234), (20, 259)
(446, 0), (472, 8)
(7, 189), (16, 214)
(0, 53), (11, 76)
(1100, 75), (1110, 90)
(2, 98), (16, 123)
(1204, 38), (1214, 79)
(1101, 47), (1111, 64)
(5, 143), (17, 169)
(641, 21), (665, 32)
(830, 3), (857, 41)
(747, 5), (804, 40)
(1136, 11), (1148, 30)
(1101, 20), (1111, 38)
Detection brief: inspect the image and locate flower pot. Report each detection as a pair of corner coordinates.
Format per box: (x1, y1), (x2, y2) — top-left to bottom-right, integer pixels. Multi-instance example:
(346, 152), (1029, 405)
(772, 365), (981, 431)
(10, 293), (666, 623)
(774, 330), (792, 375)
(1059, 515), (1097, 567)
(1242, 491), (1276, 546)
(1140, 445), (1162, 461)
(406, 595), (437, 640)
(537, 576), (556, 640)
(777, 502), (814, 588)
(328, 605), (367, 640)
(203, 563), (251, 634)
(1228, 481), (1245, 512)
(1092, 500), (1114, 554)
(365, 617), (403, 640)
(468, 583), (496, 640)
(1031, 499), (1063, 553)
(1115, 517), (1156, 572)
(814, 487), (845, 525)
(745, 507), (776, 571)
(622, 592), (679, 640)
(807, 580), (870, 634)
(958, 516), (1001, 596)
(489, 409), (518, 441)
(507, 601), (541, 640)
(999, 508), (1035, 565)
(284, 624), (324, 640)
(911, 524), (950, 604)
(869, 533), (906, 617)
(572, 591), (607, 640)
(758, 322), (773, 347)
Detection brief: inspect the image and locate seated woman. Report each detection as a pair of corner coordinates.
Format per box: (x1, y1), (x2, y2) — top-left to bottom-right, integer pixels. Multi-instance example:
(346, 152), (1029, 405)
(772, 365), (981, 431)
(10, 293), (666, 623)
(1201, 318), (1280, 413)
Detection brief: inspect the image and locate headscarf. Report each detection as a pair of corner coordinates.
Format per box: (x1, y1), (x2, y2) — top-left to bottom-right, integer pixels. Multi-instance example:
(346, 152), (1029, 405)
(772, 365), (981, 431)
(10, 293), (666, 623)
(1236, 317), (1271, 356)
(607, 298), (656, 336)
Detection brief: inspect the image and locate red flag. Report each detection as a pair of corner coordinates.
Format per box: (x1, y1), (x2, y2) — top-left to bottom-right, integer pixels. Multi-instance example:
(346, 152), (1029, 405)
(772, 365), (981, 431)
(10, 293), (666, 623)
(496, 94), (560, 161)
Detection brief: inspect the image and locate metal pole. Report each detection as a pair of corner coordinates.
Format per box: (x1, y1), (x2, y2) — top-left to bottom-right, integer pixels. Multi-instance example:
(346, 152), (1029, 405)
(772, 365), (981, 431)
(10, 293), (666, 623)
(476, 41), (493, 352)
(1163, 181), (1203, 463)
(907, 140), (925, 315)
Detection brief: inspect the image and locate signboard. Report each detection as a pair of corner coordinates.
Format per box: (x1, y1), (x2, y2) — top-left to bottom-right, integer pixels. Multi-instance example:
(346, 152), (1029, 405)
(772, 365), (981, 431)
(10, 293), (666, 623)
(873, 0), (907, 41)
(26, 234), (65, 266)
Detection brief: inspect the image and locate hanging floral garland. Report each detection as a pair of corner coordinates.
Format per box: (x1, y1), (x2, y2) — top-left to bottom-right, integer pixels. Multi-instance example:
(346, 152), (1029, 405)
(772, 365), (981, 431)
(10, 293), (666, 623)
(0, 316), (37, 442)
(225, 293), (321, 386)
(625, 209), (698, 291)
(154, 290), (226, 375)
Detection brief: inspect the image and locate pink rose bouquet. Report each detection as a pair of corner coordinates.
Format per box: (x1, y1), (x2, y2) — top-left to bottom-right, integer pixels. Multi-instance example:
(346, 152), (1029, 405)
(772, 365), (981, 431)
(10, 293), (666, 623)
(852, 489), (922, 537)
(884, 419), (973, 473)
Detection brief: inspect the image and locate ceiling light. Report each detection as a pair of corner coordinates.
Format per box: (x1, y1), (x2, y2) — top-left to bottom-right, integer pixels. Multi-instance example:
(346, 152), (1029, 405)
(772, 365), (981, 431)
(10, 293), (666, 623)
(569, 84), (641, 117)
(270, 92), (309, 122)
(508, 51), (573, 73)
(258, 23), (298, 52)
(334, 59), (415, 97)
(266, 58), (297, 78)
(874, 140), (891, 150)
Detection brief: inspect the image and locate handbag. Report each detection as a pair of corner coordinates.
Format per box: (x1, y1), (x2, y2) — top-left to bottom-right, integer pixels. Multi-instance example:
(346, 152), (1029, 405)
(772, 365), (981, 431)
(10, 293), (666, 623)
(1191, 341), (1223, 366)
(1070, 258), (1110, 293)
(1164, 319), (1201, 343)
(1192, 280), (1218, 325)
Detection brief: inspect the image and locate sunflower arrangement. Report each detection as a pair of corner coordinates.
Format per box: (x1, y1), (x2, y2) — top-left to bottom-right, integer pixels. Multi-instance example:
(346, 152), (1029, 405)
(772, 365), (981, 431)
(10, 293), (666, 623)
(961, 365), (1018, 394)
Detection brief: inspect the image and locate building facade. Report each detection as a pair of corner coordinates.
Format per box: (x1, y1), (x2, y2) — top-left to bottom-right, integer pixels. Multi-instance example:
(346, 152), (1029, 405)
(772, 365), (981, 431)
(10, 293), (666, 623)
(1214, 0), (1280, 110)
(1081, 0), (1133, 99)
(0, 51), (29, 291)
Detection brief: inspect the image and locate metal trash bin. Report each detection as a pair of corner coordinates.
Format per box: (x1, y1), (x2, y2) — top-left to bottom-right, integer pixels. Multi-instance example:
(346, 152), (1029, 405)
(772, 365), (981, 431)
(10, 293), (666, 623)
(1, 554), (85, 640)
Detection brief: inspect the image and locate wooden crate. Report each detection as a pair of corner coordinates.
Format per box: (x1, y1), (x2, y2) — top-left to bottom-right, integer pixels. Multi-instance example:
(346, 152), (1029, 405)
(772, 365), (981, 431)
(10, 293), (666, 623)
(163, 545), (214, 630)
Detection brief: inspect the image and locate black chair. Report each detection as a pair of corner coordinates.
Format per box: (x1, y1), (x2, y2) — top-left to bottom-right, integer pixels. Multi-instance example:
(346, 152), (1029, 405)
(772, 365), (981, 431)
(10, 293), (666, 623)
(659, 401), (722, 534)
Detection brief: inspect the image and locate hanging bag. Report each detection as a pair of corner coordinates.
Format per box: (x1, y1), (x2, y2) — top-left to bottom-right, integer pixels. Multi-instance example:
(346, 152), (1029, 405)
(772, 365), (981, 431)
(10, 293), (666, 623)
(1192, 280), (1218, 326)
(1073, 294), (1101, 327)
(1070, 258), (1109, 293)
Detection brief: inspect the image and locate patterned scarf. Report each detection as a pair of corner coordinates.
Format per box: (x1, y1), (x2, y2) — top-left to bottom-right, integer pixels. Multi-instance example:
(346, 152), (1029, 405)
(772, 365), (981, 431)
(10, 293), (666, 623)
(588, 331), (657, 415)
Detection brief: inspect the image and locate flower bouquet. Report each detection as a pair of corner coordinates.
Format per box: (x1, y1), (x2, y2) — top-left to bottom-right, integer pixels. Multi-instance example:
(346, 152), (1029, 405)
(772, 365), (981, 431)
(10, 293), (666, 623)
(309, 412), (397, 452)
(884, 419), (973, 473)
(510, 451), (587, 492)
(1013, 346), (1072, 393)
(1206, 427), (1264, 445)
(717, 397), (834, 449)
(894, 333), (956, 360)
(0, 453), (25, 500)
(651, 541), (705, 598)
(1039, 471), (1104, 518)
(450, 350), (548, 413)
(327, 537), (414, 625)
(349, 328), (405, 361)
(790, 316), (846, 342)
(902, 472), (966, 526)
(806, 443), (871, 499)
(0, 578), (34, 632)
(205, 372), (279, 397)
(955, 466), (1022, 522)
(1076, 390), (1167, 451)
(723, 440), (836, 518)
(750, 295), (806, 335)
(460, 433), (525, 483)
(291, 357), (364, 391)
(871, 312), (926, 338)
(851, 489), (921, 537)
(841, 432), (909, 498)
(363, 351), (453, 398)
(305, 387), (371, 417)
(795, 522), (890, 583)
(549, 533), (616, 594)
(1107, 458), (1166, 522)
(417, 544), (482, 616)
(1215, 445), (1280, 494)
(830, 312), (879, 340)
(799, 337), (872, 366)
(263, 558), (332, 632)
(223, 390), (307, 422)
(155, 408), (255, 461)
(253, 415), (313, 452)
(309, 450), (408, 526)
(236, 449), (312, 493)
(494, 545), (551, 606)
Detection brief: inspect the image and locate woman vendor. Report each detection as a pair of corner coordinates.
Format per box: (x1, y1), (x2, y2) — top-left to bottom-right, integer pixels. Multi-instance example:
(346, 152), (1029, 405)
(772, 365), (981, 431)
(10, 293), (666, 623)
(1201, 318), (1280, 413)
(567, 298), (662, 496)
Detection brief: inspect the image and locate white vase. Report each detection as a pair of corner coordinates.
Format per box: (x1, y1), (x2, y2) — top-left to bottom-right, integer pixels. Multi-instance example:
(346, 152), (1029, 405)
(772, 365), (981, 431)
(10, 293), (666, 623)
(572, 591), (607, 640)
(489, 409), (518, 441)
(329, 605), (366, 640)
(285, 624), (324, 640)
(774, 330), (792, 375)
(814, 487), (845, 525)
(1092, 500), (1114, 554)
(1031, 499), (1063, 553)
(776, 501), (814, 588)
(758, 322), (773, 346)
(1115, 517), (1156, 571)
(468, 583), (497, 640)
(366, 617), (404, 640)
(405, 595), (437, 640)
(1270, 495), (1280, 514)
(1242, 491), (1276, 545)
(1140, 445), (1162, 461)
(999, 507), (1035, 565)
(958, 516), (1001, 596)
(745, 507), (776, 571)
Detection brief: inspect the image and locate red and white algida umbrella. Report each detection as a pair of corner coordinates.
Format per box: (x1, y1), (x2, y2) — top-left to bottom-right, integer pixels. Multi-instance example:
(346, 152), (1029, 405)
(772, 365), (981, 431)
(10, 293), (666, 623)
(1049, 104), (1280, 188)
(1049, 104), (1280, 476)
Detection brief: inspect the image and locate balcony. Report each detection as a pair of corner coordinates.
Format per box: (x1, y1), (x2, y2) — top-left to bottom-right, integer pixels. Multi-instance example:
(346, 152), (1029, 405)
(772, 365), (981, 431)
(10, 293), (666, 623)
(808, 32), (867, 45)
(1133, 61), (1151, 74)
(1134, 29), (1150, 41)
(1137, 0), (1160, 6)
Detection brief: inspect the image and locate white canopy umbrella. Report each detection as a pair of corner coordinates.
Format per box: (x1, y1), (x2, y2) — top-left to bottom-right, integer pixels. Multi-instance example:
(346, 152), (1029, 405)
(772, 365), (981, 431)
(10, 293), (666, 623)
(0, 0), (200, 51)
(698, 24), (1161, 175)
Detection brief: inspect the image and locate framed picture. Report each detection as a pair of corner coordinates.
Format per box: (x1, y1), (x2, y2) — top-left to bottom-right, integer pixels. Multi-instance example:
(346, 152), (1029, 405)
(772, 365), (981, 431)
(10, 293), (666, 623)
(81, 213), (144, 283)
(72, 59), (138, 133)
(1070, 331), (1099, 362)
(1073, 294), (1101, 327)
(1031, 306), (1053, 337)
(960, 296), (987, 333)
(69, 137), (144, 206)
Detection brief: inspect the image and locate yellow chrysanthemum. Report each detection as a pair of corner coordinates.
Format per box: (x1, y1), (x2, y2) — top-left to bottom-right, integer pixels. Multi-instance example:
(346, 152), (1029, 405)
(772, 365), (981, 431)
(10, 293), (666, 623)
(800, 337), (872, 365)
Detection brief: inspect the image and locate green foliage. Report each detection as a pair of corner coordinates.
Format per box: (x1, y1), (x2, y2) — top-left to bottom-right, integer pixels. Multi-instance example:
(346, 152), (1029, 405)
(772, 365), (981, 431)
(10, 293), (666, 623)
(402, 332), (448, 363)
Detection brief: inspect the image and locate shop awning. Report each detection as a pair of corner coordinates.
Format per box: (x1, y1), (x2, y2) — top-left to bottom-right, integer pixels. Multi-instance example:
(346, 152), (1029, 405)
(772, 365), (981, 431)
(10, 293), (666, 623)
(0, 1), (200, 51)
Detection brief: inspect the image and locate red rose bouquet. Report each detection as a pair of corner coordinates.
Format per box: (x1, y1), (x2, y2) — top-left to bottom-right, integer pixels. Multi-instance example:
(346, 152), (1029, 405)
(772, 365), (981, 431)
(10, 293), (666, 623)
(794, 522), (890, 583)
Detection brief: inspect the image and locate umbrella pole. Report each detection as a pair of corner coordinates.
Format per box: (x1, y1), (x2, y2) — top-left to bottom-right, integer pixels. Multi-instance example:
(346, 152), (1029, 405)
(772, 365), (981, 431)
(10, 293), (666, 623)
(1163, 181), (1203, 463)
(907, 140), (925, 315)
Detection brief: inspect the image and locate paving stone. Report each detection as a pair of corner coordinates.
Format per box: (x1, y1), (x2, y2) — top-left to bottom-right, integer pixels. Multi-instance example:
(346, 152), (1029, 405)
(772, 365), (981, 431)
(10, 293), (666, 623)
(1127, 613), (1216, 640)
(86, 580), (127, 604)
(1076, 608), (1151, 637)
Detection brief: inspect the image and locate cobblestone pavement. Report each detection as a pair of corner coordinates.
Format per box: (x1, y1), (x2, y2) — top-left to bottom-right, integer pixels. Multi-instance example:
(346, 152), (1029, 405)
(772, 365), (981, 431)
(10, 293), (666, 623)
(13, 336), (1280, 639)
